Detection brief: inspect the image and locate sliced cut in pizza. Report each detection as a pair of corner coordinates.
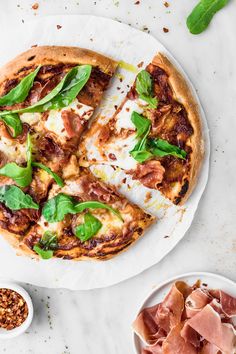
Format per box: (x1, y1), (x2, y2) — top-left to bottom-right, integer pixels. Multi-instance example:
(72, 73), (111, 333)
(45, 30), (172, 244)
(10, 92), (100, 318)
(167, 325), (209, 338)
(80, 53), (204, 205)
(21, 164), (155, 260)
(0, 46), (117, 244)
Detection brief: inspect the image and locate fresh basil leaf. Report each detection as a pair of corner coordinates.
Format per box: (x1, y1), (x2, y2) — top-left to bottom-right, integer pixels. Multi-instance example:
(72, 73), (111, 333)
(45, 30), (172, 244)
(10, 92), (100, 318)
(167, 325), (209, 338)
(42, 193), (76, 223)
(0, 113), (23, 138)
(0, 185), (39, 210)
(130, 150), (153, 163)
(75, 212), (102, 242)
(130, 121), (152, 163)
(149, 138), (187, 159)
(33, 245), (53, 260)
(139, 94), (158, 109)
(131, 111), (151, 138)
(32, 162), (64, 187)
(136, 70), (158, 109)
(0, 66), (41, 107)
(187, 0), (228, 35)
(74, 201), (123, 221)
(0, 134), (32, 187)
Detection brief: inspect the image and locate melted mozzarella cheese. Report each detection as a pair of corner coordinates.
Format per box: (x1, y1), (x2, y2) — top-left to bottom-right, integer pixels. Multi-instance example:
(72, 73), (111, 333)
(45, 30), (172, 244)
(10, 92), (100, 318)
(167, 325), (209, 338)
(0, 137), (26, 163)
(20, 112), (41, 125)
(106, 134), (138, 170)
(115, 98), (148, 131)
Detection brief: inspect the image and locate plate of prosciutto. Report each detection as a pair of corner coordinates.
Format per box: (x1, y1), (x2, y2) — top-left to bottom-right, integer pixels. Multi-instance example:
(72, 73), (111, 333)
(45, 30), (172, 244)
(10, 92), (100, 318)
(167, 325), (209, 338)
(132, 272), (236, 354)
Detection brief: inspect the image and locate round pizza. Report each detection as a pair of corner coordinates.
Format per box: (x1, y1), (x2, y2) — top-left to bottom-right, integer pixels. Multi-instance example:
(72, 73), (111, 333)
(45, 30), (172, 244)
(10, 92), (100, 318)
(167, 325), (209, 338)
(0, 46), (203, 261)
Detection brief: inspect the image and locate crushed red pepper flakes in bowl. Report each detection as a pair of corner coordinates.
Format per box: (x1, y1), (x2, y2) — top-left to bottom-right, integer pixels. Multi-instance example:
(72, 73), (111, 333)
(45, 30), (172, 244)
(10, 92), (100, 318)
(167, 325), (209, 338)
(0, 288), (28, 330)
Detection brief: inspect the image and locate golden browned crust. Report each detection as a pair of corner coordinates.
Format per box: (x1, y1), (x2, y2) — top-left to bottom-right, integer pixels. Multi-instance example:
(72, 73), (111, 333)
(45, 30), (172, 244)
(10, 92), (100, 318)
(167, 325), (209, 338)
(152, 53), (204, 205)
(0, 45), (118, 92)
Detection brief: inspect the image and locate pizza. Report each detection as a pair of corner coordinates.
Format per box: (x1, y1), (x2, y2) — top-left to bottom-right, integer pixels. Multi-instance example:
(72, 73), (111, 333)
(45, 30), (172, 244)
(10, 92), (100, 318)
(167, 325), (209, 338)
(0, 46), (154, 260)
(80, 53), (204, 205)
(0, 46), (203, 261)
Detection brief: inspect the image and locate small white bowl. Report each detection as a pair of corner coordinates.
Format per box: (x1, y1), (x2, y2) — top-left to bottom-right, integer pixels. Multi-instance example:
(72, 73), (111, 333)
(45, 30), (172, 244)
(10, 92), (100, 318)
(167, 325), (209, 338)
(0, 281), (33, 339)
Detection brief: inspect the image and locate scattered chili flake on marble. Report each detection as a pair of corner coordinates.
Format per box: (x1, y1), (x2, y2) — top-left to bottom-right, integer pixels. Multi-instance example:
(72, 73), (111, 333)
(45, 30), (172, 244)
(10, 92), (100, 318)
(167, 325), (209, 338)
(134, 1), (140, 4)
(57, 25), (62, 30)
(163, 27), (169, 33)
(144, 192), (152, 203)
(0, 289), (28, 330)
(32, 2), (39, 10)
(137, 61), (144, 68)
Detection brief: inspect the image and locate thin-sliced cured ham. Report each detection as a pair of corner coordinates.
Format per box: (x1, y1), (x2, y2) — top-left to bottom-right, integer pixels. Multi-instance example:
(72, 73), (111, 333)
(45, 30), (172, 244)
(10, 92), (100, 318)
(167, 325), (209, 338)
(133, 281), (236, 354)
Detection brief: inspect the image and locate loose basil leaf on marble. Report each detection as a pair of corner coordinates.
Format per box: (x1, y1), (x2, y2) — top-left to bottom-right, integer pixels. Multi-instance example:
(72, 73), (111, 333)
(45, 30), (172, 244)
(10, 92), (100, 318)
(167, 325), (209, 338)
(33, 245), (54, 260)
(32, 162), (64, 187)
(0, 134), (32, 187)
(42, 193), (76, 223)
(33, 231), (58, 259)
(75, 213), (102, 242)
(0, 185), (39, 210)
(149, 138), (187, 159)
(0, 113), (23, 138)
(187, 0), (229, 35)
(136, 70), (158, 109)
(131, 111), (151, 138)
(74, 201), (123, 221)
(0, 66), (41, 107)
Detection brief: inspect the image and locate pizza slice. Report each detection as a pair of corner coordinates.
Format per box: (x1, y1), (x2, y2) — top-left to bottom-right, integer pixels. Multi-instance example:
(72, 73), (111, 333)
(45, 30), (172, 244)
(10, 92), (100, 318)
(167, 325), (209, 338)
(21, 163), (155, 260)
(0, 46), (117, 241)
(80, 53), (204, 205)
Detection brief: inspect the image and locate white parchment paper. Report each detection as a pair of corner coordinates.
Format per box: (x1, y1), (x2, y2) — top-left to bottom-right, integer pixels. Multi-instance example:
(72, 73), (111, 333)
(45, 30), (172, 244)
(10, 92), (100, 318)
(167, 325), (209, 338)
(0, 15), (209, 290)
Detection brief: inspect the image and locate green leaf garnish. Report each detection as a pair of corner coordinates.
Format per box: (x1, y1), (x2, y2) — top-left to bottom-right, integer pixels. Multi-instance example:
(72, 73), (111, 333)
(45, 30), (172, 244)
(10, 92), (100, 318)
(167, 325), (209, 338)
(0, 113), (23, 138)
(130, 112), (187, 162)
(75, 213), (102, 242)
(42, 193), (75, 223)
(187, 0), (229, 35)
(0, 185), (39, 210)
(0, 133), (32, 187)
(0, 66), (41, 107)
(74, 201), (123, 221)
(42, 194), (123, 223)
(136, 70), (158, 109)
(131, 111), (151, 138)
(33, 231), (58, 259)
(149, 138), (187, 160)
(32, 162), (64, 187)
(0, 65), (92, 117)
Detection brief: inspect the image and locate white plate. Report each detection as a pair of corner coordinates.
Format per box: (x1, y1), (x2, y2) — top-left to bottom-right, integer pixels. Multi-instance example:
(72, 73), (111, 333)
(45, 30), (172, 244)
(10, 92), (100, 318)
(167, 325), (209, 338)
(133, 272), (236, 354)
(0, 15), (210, 290)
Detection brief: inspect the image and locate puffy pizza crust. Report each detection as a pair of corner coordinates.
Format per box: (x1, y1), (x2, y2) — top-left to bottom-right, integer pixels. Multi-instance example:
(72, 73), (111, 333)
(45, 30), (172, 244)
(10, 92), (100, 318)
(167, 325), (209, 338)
(152, 53), (204, 205)
(0, 45), (118, 95)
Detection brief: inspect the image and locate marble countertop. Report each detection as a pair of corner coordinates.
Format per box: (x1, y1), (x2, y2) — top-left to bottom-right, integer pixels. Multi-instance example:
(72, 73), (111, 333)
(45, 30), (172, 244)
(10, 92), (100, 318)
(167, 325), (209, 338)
(0, 0), (236, 353)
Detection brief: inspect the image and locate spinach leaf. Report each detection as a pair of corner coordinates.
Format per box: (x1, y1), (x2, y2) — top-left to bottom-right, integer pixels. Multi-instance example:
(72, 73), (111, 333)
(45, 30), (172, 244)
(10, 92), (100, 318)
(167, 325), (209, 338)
(0, 65), (92, 117)
(0, 113), (23, 138)
(32, 162), (64, 187)
(149, 138), (187, 159)
(187, 0), (228, 34)
(0, 66), (41, 107)
(33, 246), (53, 260)
(0, 134), (32, 187)
(42, 193), (123, 223)
(74, 201), (123, 221)
(42, 193), (76, 223)
(131, 111), (151, 138)
(75, 213), (102, 242)
(136, 70), (158, 109)
(33, 231), (58, 259)
(0, 185), (39, 210)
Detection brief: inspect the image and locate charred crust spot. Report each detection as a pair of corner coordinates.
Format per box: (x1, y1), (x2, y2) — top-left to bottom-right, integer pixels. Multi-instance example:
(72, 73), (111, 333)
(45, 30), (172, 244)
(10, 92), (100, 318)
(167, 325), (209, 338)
(27, 55), (36, 61)
(179, 179), (189, 197)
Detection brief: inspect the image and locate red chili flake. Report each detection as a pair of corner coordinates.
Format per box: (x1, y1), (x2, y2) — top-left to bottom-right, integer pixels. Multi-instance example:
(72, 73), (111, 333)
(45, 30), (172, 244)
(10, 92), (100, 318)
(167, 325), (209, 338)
(108, 153), (117, 161)
(122, 177), (127, 184)
(114, 105), (118, 110)
(164, 1), (169, 7)
(163, 27), (169, 33)
(32, 2), (39, 10)
(137, 61), (144, 68)
(57, 25), (62, 30)
(31, 44), (38, 48)
(117, 87), (121, 90)
(134, 1), (140, 4)
(126, 108), (130, 112)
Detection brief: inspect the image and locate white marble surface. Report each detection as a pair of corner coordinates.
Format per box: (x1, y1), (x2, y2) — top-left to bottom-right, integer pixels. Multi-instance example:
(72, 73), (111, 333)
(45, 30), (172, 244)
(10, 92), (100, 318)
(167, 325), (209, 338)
(0, 0), (235, 353)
